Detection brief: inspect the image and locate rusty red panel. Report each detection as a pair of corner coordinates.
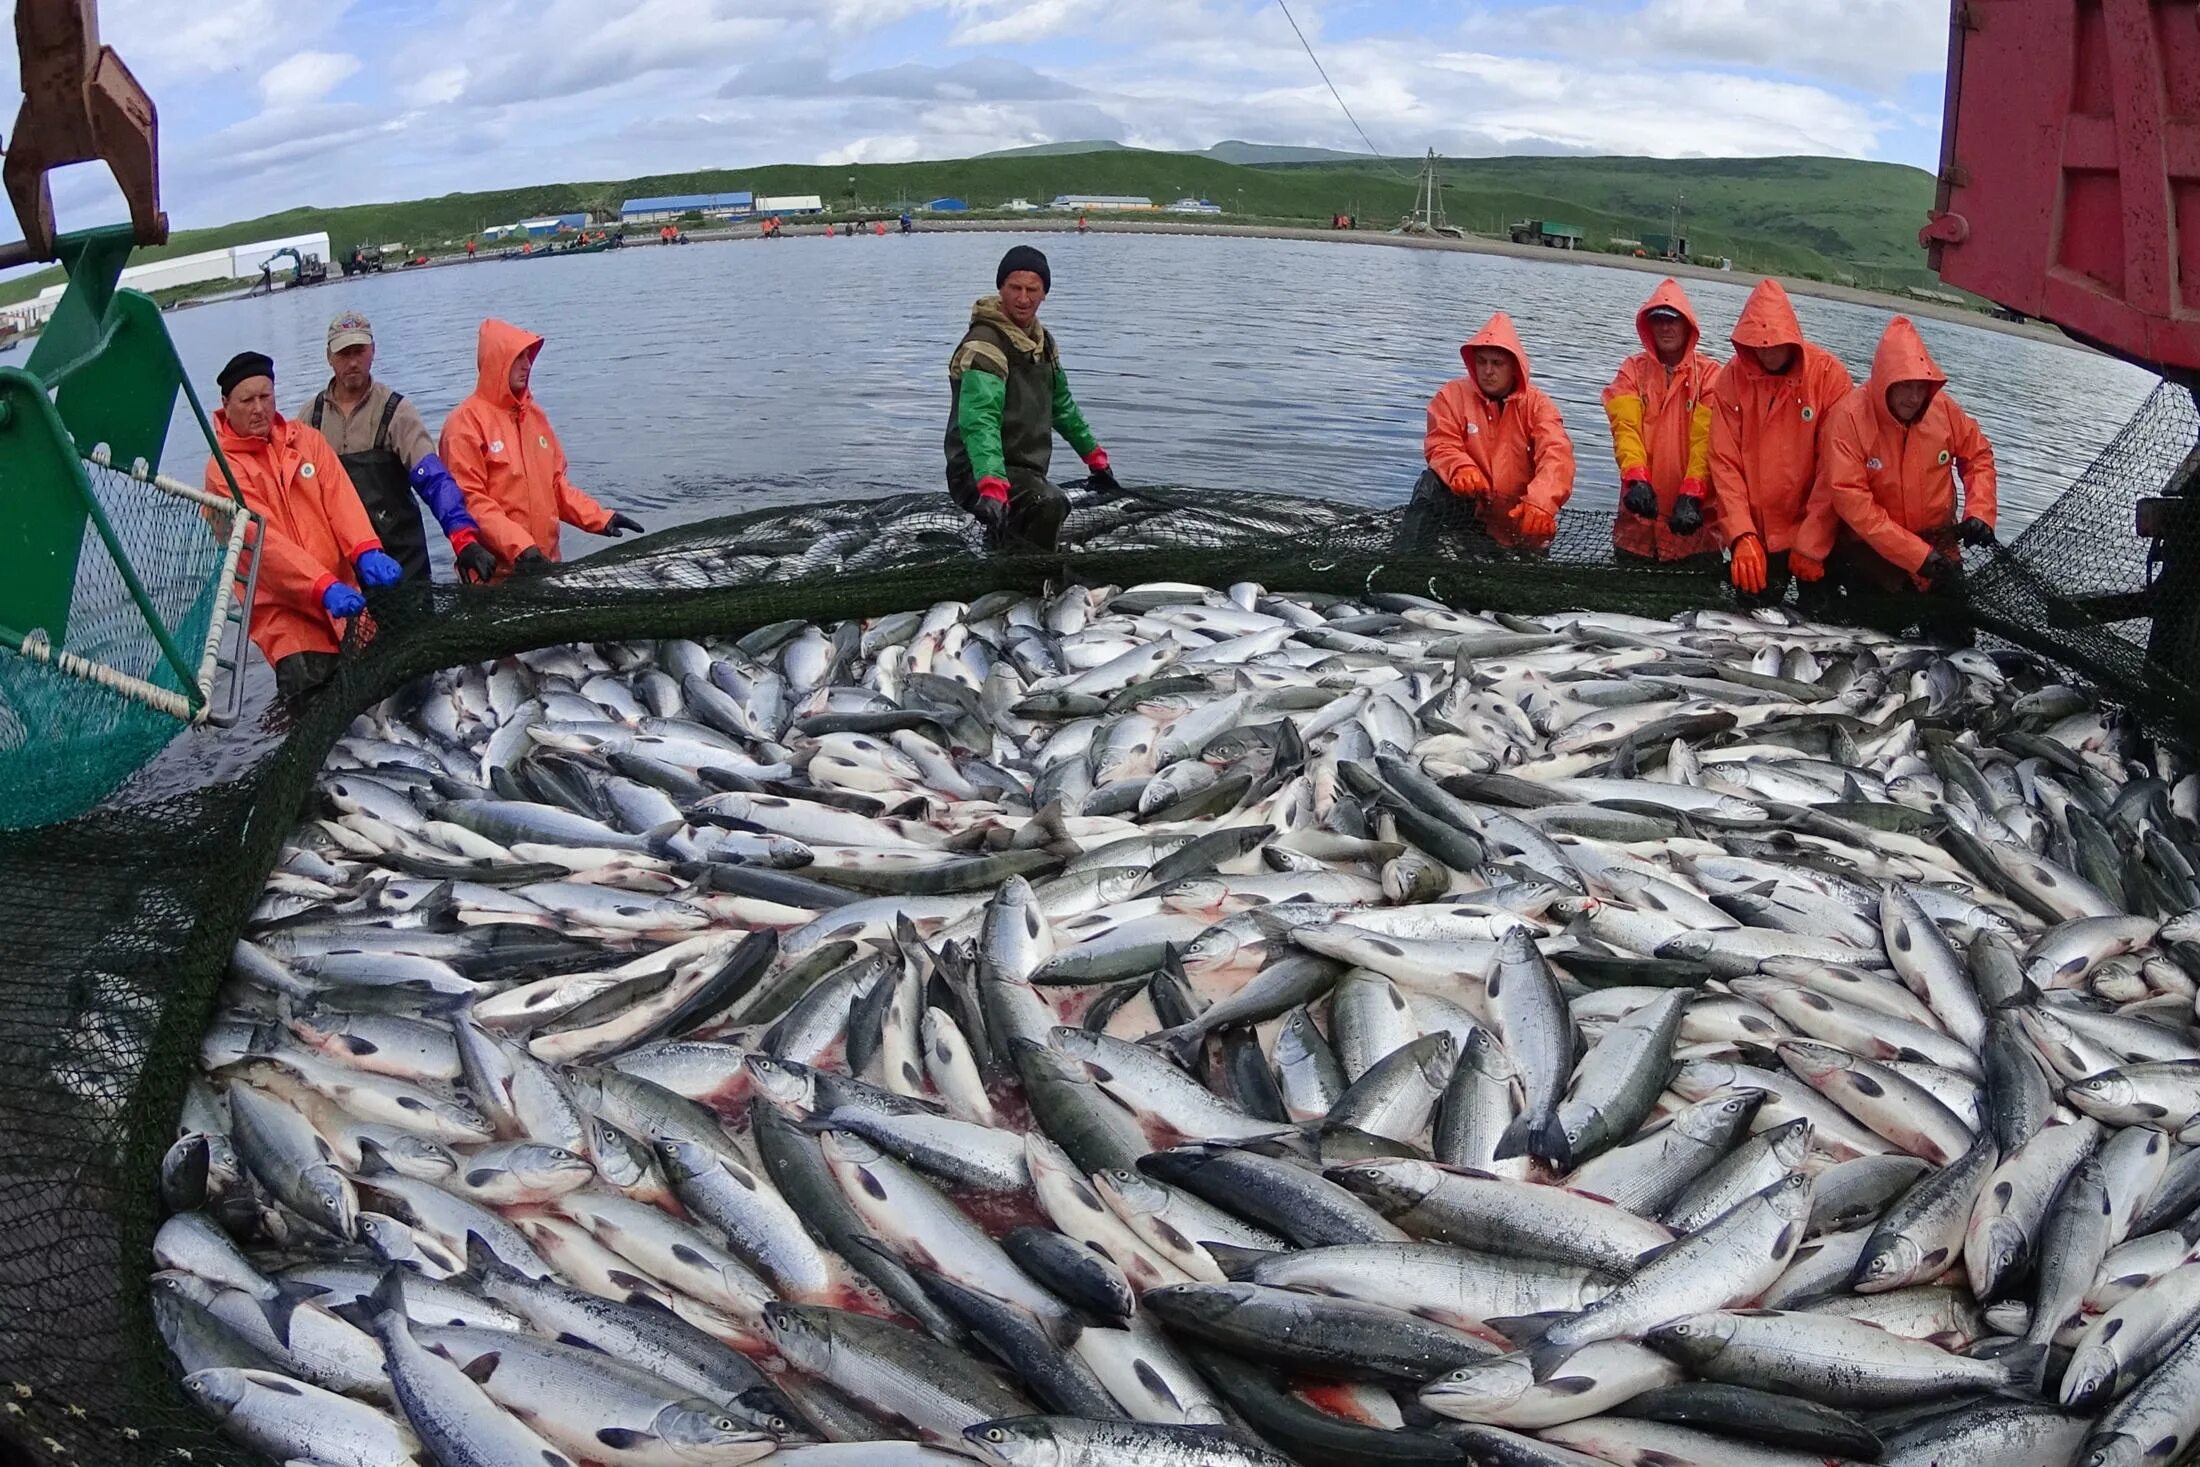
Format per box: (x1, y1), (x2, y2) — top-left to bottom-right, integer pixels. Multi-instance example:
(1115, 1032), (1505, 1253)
(1929, 0), (2200, 377)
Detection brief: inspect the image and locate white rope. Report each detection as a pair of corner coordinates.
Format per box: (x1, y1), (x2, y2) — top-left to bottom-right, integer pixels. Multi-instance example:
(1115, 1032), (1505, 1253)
(7, 630), (196, 721)
(193, 506), (260, 721)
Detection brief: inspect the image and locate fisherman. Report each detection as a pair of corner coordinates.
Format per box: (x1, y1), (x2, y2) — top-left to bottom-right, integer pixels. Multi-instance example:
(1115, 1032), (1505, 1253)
(204, 351), (402, 700)
(1407, 311), (1575, 551)
(1603, 280), (1721, 566)
(299, 311), (496, 586)
(1801, 315), (1997, 641)
(945, 244), (1120, 551)
(440, 319), (644, 576)
(1707, 277), (1853, 603)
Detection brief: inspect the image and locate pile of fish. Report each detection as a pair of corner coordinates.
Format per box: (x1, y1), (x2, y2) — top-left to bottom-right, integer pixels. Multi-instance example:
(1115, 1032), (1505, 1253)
(153, 579), (2200, 1467)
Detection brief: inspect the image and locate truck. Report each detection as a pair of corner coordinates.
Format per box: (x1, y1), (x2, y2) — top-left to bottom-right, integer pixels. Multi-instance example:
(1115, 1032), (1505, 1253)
(1928, 0), (2200, 682)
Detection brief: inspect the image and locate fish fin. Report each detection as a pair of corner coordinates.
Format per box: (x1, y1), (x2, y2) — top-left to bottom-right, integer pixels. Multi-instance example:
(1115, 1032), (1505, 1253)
(460, 1350), (501, 1384)
(1487, 1311), (1570, 1347)
(644, 818), (689, 857)
(260, 1279), (319, 1348)
(1201, 1243), (1281, 1280)
(353, 1135), (396, 1177)
(1494, 1111), (1570, 1166)
(1998, 1342), (2050, 1397)
(1144, 1023), (1207, 1072)
(462, 1231), (515, 1279)
(596, 1428), (645, 1450)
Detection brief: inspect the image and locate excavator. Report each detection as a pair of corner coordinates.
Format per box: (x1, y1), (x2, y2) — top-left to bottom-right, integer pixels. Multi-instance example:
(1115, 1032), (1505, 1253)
(248, 244), (327, 295)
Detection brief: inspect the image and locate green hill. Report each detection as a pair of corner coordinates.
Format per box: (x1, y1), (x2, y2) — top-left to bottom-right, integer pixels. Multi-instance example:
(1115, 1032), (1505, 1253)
(0, 148), (1941, 306)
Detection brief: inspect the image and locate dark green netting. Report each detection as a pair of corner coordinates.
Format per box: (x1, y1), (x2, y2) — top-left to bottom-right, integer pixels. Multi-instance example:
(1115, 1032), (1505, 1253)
(0, 429), (2196, 1463)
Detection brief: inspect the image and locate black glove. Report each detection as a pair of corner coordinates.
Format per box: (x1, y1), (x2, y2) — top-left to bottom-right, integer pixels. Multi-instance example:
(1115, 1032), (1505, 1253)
(1668, 494), (1705, 536)
(604, 512), (645, 537)
(1957, 516), (1995, 548)
(1087, 466), (1124, 499)
(972, 495), (1008, 531)
(1621, 480), (1658, 519)
(512, 547), (552, 577)
(1919, 549), (1960, 590)
(453, 540), (498, 585)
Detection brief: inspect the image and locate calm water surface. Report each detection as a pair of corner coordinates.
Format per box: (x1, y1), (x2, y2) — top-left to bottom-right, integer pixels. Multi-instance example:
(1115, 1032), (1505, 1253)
(155, 233), (2159, 544)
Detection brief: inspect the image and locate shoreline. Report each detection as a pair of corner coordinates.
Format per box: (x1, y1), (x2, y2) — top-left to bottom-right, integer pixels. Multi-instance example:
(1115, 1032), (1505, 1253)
(383, 216), (2071, 350)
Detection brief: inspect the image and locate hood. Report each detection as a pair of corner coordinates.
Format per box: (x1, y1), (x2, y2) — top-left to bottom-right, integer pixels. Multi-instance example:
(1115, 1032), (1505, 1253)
(1729, 278), (1805, 354)
(971, 294), (1047, 355)
(1459, 311), (1532, 390)
(474, 318), (544, 409)
(1636, 277), (1702, 359)
(1866, 315), (1947, 414)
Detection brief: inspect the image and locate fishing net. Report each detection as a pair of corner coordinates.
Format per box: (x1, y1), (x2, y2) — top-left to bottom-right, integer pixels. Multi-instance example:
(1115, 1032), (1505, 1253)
(0, 403), (2196, 1463)
(0, 454), (238, 831)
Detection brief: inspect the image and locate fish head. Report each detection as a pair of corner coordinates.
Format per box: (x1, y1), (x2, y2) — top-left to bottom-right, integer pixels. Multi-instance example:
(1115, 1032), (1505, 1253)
(1642, 1311), (1738, 1367)
(654, 1136), (717, 1183)
(653, 1399), (773, 1460)
(759, 1302), (831, 1369)
(1971, 1215), (2029, 1299)
(1093, 1167), (1168, 1217)
(179, 1367), (248, 1419)
(1668, 1061), (1744, 1101)
(1657, 932), (1714, 962)
(743, 1055), (816, 1110)
(1773, 1041), (1848, 1084)
(1676, 1089), (1765, 1142)
(1418, 1353), (1534, 1413)
(2082, 1433), (2144, 1467)
(1852, 1232), (1922, 1291)
(1322, 1158), (1430, 1213)
(1496, 927), (1538, 963)
(508, 1144), (594, 1189)
(965, 1418), (1065, 1467)
(355, 1212), (416, 1259)
(1762, 1165), (1814, 1219)
(1461, 1026), (1518, 1082)
(817, 1129), (887, 1167)
(2071, 1072), (2136, 1113)
(1414, 1031), (1460, 1084)
(1143, 1281), (1255, 1329)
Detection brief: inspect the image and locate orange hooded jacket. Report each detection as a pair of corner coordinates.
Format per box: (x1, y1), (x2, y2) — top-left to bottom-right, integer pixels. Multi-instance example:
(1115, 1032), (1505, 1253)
(1803, 315), (1997, 574)
(439, 319), (610, 566)
(1422, 312), (1575, 548)
(203, 412), (382, 665)
(1707, 279), (1854, 554)
(1602, 278), (1721, 560)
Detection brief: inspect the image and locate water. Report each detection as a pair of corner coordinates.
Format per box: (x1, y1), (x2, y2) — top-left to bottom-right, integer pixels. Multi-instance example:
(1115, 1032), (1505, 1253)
(154, 231), (2158, 541)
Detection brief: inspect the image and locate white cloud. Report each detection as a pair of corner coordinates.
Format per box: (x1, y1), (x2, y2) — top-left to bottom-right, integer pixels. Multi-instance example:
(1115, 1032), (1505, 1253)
(258, 51), (360, 109)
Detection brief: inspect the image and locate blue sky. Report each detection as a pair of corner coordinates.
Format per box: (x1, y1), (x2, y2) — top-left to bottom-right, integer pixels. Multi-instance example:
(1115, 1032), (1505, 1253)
(4, 0), (1949, 237)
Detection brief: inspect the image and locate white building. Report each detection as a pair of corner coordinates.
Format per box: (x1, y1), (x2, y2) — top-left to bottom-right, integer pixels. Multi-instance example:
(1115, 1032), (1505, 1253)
(757, 195), (825, 216)
(1000, 198), (1039, 213)
(17, 230), (334, 314)
(231, 232), (331, 277)
(1165, 198), (1223, 215)
(1051, 194), (1156, 212)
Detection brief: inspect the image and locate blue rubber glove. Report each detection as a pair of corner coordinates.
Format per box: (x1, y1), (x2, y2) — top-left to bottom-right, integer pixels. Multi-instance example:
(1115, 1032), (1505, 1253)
(355, 549), (403, 587)
(322, 582), (367, 619)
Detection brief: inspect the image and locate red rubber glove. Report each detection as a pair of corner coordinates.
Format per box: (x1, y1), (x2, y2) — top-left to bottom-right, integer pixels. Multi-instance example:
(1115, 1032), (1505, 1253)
(974, 477), (1010, 530)
(1730, 534), (1768, 595)
(1447, 462), (1490, 499)
(1789, 550), (1826, 583)
(1511, 502), (1558, 546)
(1084, 448), (1109, 472)
(976, 477), (1010, 505)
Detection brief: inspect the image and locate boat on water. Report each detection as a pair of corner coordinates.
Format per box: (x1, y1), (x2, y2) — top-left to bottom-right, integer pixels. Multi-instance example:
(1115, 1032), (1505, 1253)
(504, 235), (623, 260)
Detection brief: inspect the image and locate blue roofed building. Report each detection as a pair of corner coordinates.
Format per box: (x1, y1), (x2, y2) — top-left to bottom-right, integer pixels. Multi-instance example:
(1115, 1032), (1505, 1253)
(923, 198), (970, 212)
(620, 192), (754, 223)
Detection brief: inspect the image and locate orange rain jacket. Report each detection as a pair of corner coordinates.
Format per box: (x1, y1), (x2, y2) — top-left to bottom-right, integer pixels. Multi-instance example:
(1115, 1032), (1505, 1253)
(440, 319), (611, 567)
(1707, 279), (1854, 554)
(1422, 312), (1576, 548)
(1803, 315), (1997, 575)
(1602, 278), (1721, 560)
(204, 411), (382, 665)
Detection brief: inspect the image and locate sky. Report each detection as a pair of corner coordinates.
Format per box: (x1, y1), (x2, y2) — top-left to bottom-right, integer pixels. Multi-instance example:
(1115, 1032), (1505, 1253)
(2, 0), (1950, 238)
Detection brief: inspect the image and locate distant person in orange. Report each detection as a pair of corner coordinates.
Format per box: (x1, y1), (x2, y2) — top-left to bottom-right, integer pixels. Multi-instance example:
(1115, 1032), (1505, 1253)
(1802, 315), (1997, 638)
(1407, 311), (1576, 551)
(439, 320), (645, 576)
(465, 238), (477, 259)
(1603, 279), (1721, 566)
(1707, 278), (1854, 602)
(203, 351), (401, 700)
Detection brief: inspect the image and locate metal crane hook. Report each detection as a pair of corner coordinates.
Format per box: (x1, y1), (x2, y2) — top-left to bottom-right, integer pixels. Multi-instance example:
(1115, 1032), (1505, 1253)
(0, 0), (165, 269)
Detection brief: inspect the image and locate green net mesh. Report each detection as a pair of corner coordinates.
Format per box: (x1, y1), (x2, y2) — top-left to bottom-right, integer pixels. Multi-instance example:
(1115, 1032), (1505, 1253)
(1, 401), (2199, 1461)
(0, 456), (235, 831)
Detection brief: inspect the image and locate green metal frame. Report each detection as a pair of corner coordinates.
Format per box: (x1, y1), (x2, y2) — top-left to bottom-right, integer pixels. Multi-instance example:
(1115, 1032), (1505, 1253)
(0, 224), (244, 714)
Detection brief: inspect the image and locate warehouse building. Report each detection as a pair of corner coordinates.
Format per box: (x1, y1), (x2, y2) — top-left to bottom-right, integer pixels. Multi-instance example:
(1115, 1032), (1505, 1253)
(1051, 194), (1156, 211)
(620, 192), (753, 223)
(757, 195), (825, 216)
(26, 229), (333, 312)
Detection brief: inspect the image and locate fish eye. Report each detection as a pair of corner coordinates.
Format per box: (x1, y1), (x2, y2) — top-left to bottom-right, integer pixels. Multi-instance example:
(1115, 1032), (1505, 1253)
(715, 1418), (736, 1432)
(986, 1428), (1007, 1442)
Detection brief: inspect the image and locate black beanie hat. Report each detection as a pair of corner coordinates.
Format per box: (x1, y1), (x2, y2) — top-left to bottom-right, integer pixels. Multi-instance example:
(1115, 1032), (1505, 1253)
(997, 244), (1051, 292)
(217, 350), (274, 399)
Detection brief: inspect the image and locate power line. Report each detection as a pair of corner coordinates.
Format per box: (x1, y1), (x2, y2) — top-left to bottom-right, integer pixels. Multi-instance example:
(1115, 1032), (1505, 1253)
(1273, 0), (1414, 180)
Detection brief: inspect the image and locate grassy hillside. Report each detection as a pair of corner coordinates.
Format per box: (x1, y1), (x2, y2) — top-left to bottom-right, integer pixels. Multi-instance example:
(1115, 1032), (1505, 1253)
(0, 148), (1940, 305)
